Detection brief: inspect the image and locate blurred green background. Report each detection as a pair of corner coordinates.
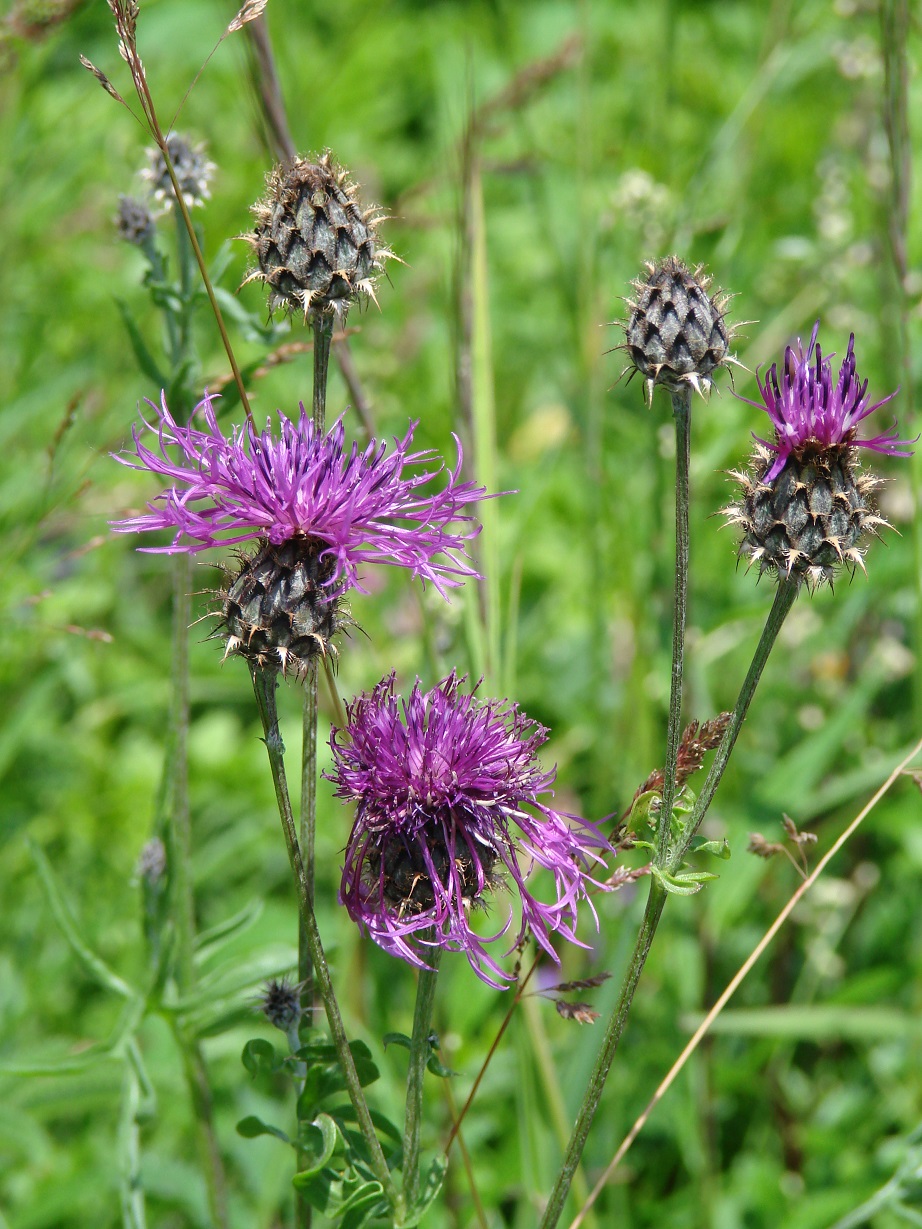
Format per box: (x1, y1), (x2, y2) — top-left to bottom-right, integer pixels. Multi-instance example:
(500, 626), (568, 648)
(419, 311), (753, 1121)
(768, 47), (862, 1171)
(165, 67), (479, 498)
(1, 0), (921, 1226)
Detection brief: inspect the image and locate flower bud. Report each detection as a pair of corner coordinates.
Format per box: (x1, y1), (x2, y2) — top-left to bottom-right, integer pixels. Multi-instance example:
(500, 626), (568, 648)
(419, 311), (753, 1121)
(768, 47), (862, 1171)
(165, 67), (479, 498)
(621, 256), (733, 404)
(245, 152), (393, 320)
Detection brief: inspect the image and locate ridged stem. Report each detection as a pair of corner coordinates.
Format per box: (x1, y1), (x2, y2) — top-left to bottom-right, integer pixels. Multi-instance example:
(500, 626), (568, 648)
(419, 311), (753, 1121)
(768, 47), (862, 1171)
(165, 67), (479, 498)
(294, 312), (334, 1229)
(402, 944), (442, 1210)
(538, 879), (668, 1229)
(655, 388), (691, 866)
(250, 668), (400, 1214)
(540, 576), (799, 1228)
(672, 575), (799, 867)
(173, 1024), (229, 1229)
(169, 551), (195, 993)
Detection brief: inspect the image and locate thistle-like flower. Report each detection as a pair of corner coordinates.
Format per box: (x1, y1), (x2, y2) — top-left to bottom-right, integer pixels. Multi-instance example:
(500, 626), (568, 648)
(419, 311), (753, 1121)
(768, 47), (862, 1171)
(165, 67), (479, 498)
(725, 321), (914, 586)
(140, 132), (215, 210)
(620, 256), (735, 404)
(111, 394), (490, 674)
(329, 673), (611, 988)
(244, 151), (394, 320)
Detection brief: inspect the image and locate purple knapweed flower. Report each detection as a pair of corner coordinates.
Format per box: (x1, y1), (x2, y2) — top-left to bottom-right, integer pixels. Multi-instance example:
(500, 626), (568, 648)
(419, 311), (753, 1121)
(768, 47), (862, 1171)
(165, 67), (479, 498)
(726, 322), (914, 586)
(740, 320), (914, 483)
(329, 673), (612, 988)
(111, 392), (490, 598)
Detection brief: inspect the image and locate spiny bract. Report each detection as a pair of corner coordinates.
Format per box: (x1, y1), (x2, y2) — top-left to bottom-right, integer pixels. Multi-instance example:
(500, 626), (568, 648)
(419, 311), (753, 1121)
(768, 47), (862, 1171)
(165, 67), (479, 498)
(621, 256), (735, 404)
(244, 151), (394, 320)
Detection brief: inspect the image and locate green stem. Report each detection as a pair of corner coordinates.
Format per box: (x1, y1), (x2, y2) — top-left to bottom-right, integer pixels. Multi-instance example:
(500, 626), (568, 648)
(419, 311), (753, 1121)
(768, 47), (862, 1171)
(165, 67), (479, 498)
(672, 575), (799, 867)
(169, 551), (195, 995)
(299, 682), (317, 1002)
(539, 880), (667, 1229)
(250, 668), (400, 1214)
(297, 310), (334, 1064)
(312, 313), (333, 431)
(540, 577), (799, 1228)
(173, 1024), (229, 1229)
(402, 944), (442, 1210)
(656, 388), (691, 866)
(174, 208), (194, 361)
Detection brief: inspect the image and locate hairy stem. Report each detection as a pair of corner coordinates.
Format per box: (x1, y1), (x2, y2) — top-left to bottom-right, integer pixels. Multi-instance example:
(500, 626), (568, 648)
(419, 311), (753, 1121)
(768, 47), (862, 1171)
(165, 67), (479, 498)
(250, 668), (400, 1213)
(169, 551), (195, 992)
(173, 1024), (229, 1229)
(673, 576), (799, 867)
(402, 945), (442, 1209)
(655, 388), (691, 865)
(538, 880), (668, 1229)
(541, 577), (799, 1227)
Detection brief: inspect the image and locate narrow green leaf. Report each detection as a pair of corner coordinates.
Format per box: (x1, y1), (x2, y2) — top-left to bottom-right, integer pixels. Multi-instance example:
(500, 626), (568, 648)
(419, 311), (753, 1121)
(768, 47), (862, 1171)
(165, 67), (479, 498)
(426, 1053), (456, 1078)
(194, 899), (264, 960)
(295, 1113), (341, 1179)
(113, 297), (168, 387)
(28, 839), (136, 999)
(401, 1155), (448, 1227)
(688, 836), (732, 860)
(236, 1115), (291, 1144)
(382, 1032), (412, 1052)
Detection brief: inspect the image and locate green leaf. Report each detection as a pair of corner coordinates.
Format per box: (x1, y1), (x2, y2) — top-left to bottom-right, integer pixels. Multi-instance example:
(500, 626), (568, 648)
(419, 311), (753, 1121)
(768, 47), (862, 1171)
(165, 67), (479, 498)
(297, 1044), (380, 1118)
(113, 297), (168, 387)
(381, 1032), (412, 1052)
(687, 836), (732, 860)
(401, 1155), (448, 1227)
(337, 1179), (386, 1220)
(211, 285), (290, 344)
(331, 1104), (403, 1144)
(28, 839), (136, 1000)
(627, 790), (660, 827)
(294, 1114), (342, 1180)
(241, 1038), (279, 1076)
(651, 864), (719, 896)
(194, 899), (264, 961)
(236, 1115), (291, 1144)
(426, 1053), (456, 1078)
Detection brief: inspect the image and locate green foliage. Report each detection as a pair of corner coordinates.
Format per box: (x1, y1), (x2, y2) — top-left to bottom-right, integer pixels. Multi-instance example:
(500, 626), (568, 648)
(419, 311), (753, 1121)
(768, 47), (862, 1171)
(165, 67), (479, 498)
(1, 0), (920, 1227)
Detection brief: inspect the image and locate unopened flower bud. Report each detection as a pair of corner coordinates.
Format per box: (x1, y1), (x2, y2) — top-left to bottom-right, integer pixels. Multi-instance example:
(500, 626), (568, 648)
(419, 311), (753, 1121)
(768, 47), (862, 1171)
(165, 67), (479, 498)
(245, 152), (394, 320)
(258, 977), (301, 1035)
(116, 194), (155, 247)
(621, 256), (734, 404)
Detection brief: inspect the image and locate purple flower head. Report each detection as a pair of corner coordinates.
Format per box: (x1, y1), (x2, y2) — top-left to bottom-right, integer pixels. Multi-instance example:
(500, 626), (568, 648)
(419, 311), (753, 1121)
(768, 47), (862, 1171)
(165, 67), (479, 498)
(740, 321), (914, 483)
(111, 392), (492, 597)
(329, 673), (612, 988)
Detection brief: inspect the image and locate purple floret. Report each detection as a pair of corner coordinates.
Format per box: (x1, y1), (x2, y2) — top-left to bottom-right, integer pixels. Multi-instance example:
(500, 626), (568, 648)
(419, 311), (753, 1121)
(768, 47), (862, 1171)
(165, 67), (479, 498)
(329, 673), (612, 988)
(111, 392), (491, 596)
(740, 321), (914, 483)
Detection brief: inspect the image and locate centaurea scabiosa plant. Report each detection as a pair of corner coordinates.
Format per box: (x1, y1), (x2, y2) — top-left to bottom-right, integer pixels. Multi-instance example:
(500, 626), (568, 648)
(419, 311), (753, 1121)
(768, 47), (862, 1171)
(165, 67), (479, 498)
(113, 386), (493, 1214)
(539, 312), (913, 1229)
(330, 672), (610, 987)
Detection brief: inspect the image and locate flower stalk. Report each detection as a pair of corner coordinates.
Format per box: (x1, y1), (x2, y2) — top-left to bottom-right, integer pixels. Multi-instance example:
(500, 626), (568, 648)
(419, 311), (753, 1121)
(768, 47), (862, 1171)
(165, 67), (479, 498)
(298, 311), (333, 1035)
(250, 666), (400, 1213)
(402, 941), (442, 1209)
(655, 387), (691, 866)
(540, 575), (800, 1228)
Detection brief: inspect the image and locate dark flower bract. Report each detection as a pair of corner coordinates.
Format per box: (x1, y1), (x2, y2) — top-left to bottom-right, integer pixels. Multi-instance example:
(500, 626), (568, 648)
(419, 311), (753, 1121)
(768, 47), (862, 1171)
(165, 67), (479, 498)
(329, 673), (612, 987)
